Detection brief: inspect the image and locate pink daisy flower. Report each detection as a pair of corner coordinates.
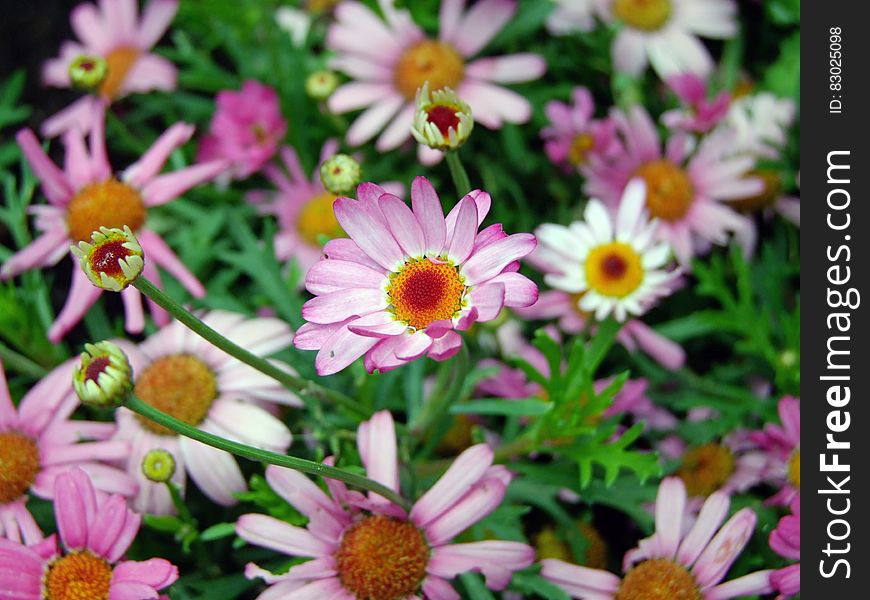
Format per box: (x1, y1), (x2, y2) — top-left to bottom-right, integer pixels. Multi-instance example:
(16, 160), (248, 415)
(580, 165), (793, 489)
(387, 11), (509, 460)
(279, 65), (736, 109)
(546, 0), (604, 35)
(0, 359), (136, 545)
(769, 495), (800, 600)
(0, 116), (224, 341)
(236, 410), (535, 598)
(748, 396), (800, 506)
(107, 310), (301, 514)
(599, 0), (738, 79)
(326, 0), (546, 157)
(0, 467), (178, 598)
(541, 87), (620, 172)
(246, 141), (404, 280)
(582, 105), (761, 265)
(542, 477), (773, 599)
(41, 0), (179, 137)
(661, 73), (731, 134)
(197, 80), (288, 180)
(294, 176), (538, 376)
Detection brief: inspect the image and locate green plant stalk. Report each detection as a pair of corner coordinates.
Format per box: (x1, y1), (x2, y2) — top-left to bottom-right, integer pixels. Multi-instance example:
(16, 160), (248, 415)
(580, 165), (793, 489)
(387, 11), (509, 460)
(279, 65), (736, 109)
(131, 277), (368, 418)
(126, 395), (412, 510)
(445, 150), (472, 198)
(0, 342), (47, 378)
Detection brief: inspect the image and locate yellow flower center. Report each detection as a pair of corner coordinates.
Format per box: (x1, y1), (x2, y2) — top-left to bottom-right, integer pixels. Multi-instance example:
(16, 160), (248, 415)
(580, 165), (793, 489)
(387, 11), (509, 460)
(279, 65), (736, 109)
(616, 559), (702, 600)
(134, 355), (218, 436)
(584, 242), (644, 298)
(0, 431), (40, 504)
(297, 191), (344, 246)
(42, 551), (113, 600)
(387, 259), (466, 330)
(613, 0), (673, 32)
(305, 0), (341, 12)
(635, 160), (694, 222)
(66, 179), (146, 243)
(676, 443), (735, 498)
(568, 133), (595, 166)
(787, 449), (800, 489)
(335, 515), (430, 599)
(394, 40), (465, 100)
(99, 46), (140, 100)
(729, 170), (782, 213)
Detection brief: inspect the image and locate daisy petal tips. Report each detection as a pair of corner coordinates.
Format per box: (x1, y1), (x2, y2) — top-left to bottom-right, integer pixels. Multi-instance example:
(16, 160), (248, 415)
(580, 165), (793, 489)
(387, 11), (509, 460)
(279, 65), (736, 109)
(294, 176), (538, 375)
(71, 225), (144, 292)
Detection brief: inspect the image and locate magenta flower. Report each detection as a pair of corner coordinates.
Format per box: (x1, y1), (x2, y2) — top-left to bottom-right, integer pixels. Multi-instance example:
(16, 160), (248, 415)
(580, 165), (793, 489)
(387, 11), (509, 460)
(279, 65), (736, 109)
(109, 310), (300, 514)
(541, 87), (620, 172)
(0, 117), (224, 341)
(294, 176), (538, 375)
(326, 0), (546, 156)
(662, 73), (731, 134)
(41, 0), (179, 137)
(0, 468), (178, 598)
(769, 495), (800, 599)
(0, 359), (136, 545)
(236, 410), (535, 598)
(542, 477), (773, 599)
(749, 396), (800, 506)
(197, 80), (288, 179)
(582, 105), (761, 265)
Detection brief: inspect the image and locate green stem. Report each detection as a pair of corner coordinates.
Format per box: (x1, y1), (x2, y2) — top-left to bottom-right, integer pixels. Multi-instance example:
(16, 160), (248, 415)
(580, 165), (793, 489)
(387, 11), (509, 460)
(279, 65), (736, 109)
(131, 277), (368, 418)
(126, 395), (412, 511)
(445, 150), (471, 198)
(409, 345), (470, 438)
(0, 342), (48, 378)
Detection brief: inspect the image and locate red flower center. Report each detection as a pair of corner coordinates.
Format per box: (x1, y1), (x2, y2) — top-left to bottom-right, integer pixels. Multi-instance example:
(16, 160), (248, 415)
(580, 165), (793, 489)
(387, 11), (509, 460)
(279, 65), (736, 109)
(426, 105), (461, 136)
(388, 259), (466, 330)
(0, 431), (40, 503)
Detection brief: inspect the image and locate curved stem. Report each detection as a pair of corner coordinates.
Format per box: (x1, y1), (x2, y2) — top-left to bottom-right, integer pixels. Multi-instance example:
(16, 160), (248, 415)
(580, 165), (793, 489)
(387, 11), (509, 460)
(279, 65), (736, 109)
(126, 395), (412, 510)
(445, 150), (471, 198)
(131, 277), (367, 418)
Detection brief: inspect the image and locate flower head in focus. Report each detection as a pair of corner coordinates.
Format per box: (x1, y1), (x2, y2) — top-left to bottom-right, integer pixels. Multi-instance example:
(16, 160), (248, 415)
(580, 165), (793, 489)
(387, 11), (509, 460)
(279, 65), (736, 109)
(41, 0), (179, 137)
(294, 176), (538, 375)
(0, 468), (178, 598)
(71, 225), (144, 292)
(320, 153), (362, 196)
(236, 410), (534, 597)
(411, 82), (474, 151)
(73, 340), (134, 408)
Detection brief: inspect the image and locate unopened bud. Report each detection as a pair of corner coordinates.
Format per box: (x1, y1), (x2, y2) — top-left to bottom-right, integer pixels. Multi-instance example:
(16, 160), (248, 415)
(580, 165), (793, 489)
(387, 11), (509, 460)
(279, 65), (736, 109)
(410, 82), (473, 151)
(305, 70), (339, 101)
(69, 55), (108, 91)
(73, 341), (133, 408)
(142, 448), (177, 483)
(71, 226), (144, 292)
(319, 154), (361, 196)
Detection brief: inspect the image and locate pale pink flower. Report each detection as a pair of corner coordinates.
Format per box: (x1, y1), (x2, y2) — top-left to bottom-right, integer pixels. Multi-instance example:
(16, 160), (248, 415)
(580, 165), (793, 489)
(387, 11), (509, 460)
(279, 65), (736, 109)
(546, 0), (604, 35)
(246, 141), (404, 280)
(541, 87), (620, 172)
(662, 73), (731, 133)
(722, 92), (796, 161)
(294, 176), (538, 375)
(236, 410), (534, 598)
(41, 0), (179, 137)
(769, 495), (800, 599)
(582, 105), (761, 265)
(748, 396), (800, 506)
(0, 468), (178, 598)
(0, 115), (224, 341)
(108, 311), (301, 514)
(600, 0), (738, 79)
(197, 80), (288, 179)
(542, 477), (773, 599)
(326, 0), (546, 160)
(0, 359), (136, 545)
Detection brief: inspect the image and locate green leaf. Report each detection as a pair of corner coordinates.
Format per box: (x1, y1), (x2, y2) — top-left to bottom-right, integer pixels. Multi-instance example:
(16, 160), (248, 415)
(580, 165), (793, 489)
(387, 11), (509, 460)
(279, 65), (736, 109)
(460, 572), (497, 600)
(200, 522), (237, 542)
(450, 398), (552, 417)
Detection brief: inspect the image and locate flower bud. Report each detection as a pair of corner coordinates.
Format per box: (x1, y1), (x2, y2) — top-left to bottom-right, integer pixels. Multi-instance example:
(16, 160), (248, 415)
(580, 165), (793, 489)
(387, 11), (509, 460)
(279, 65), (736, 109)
(410, 82), (473, 151)
(69, 55), (108, 91)
(142, 448), (177, 483)
(71, 226), (144, 292)
(73, 341), (134, 408)
(320, 154), (361, 196)
(305, 70), (339, 101)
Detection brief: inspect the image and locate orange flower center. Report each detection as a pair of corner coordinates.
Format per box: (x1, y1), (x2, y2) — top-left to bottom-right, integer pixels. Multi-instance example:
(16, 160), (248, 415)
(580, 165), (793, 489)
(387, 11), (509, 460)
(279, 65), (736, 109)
(42, 551), (113, 600)
(134, 355), (218, 436)
(616, 559), (701, 600)
(297, 191), (344, 246)
(635, 160), (694, 222)
(66, 179), (146, 243)
(335, 515), (430, 599)
(568, 133), (595, 166)
(729, 170), (782, 213)
(99, 46), (140, 100)
(584, 242), (644, 298)
(787, 449), (800, 489)
(0, 431), (40, 504)
(387, 259), (466, 330)
(394, 40), (465, 100)
(676, 443), (735, 498)
(613, 0), (672, 31)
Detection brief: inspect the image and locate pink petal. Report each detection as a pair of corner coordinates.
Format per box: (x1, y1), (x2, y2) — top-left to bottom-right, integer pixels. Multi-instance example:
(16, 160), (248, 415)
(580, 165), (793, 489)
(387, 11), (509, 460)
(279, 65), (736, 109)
(314, 320), (380, 375)
(423, 575), (461, 600)
(449, 0), (516, 57)
(347, 312), (408, 338)
(379, 193), (425, 257)
(121, 53), (177, 95)
(178, 437), (246, 506)
(236, 514), (334, 557)
(465, 54), (546, 83)
(301, 288), (387, 324)
(70, 3), (111, 52)
(410, 444), (493, 527)
(328, 82), (398, 113)
(54, 468), (98, 551)
(125, 123), (195, 188)
(111, 558), (179, 590)
(334, 196), (405, 270)
(445, 196), (478, 264)
(265, 466), (348, 540)
(706, 570), (774, 600)
(654, 477), (686, 559)
(0, 227), (69, 279)
(540, 559), (621, 597)
(137, 230), (206, 297)
(120, 287), (145, 334)
(47, 266), (104, 342)
(458, 82), (531, 128)
(460, 233), (536, 285)
(427, 330), (463, 361)
(357, 410), (400, 503)
(487, 272), (537, 308)
(345, 96), (405, 147)
(206, 401), (292, 454)
(140, 160), (224, 207)
(612, 29), (648, 76)
(136, 0), (179, 49)
(0, 364), (18, 430)
(375, 104), (415, 151)
(429, 541), (534, 590)
(425, 478), (507, 545)
(394, 331), (434, 361)
(41, 96), (102, 139)
(16, 129), (73, 205)
(411, 176), (447, 256)
(677, 491), (730, 568)
(692, 508), (757, 589)
(467, 282), (505, 322)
